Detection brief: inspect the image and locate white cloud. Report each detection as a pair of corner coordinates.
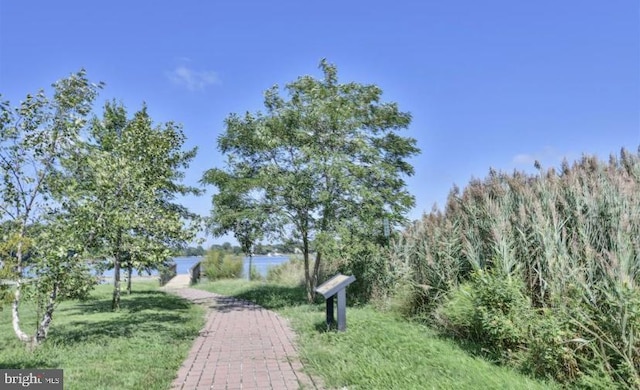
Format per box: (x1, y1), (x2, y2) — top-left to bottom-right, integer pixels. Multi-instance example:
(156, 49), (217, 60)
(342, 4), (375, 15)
(167, 65), (220, 91)
(512, 146), (577, 168)
(513, 153), (536, 165)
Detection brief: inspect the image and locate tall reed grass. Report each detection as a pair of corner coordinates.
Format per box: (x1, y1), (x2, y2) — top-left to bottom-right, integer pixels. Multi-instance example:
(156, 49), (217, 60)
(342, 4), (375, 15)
(202, 249), (243, 280)
(266, 256), (306, 286)
(385, 148), (639, 388)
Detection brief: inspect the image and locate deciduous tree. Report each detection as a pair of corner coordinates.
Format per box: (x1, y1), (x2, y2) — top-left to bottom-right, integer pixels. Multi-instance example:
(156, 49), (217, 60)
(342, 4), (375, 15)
(0, 70), (102, 346)
(66, 101), (201, 310)
(203, 60), (419, 302)
(205, 186), (268, 280)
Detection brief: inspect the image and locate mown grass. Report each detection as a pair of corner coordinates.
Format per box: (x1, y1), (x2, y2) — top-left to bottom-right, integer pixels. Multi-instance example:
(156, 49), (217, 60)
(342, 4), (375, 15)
(0, 282), (204, 390)
(198, 279), (558, 389)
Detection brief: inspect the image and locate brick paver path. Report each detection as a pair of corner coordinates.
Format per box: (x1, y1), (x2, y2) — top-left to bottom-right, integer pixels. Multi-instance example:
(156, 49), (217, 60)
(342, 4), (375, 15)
(164, 286), (321, 390)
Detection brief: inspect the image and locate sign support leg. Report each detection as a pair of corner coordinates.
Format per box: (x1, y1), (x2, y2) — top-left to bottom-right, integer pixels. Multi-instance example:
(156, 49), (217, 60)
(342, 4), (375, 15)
(326, 295), (334, 328)
(337, 289), (347, 331)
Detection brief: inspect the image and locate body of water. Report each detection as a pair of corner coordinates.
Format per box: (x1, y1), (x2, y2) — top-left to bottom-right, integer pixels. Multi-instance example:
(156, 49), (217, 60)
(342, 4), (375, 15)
(242, 255), (290, 278)
(100, 255), (290, 279)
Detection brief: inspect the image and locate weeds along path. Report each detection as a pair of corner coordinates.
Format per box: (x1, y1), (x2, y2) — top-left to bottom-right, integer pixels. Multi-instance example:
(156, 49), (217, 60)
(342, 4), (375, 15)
(163, 286), (322, 390)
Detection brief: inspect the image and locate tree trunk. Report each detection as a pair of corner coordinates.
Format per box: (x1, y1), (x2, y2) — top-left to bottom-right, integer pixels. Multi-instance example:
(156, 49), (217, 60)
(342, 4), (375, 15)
(112, 230), (123, 310)
(12, 229), (31, 344)
(33, 285), (58, 347)
(111, 254), (121, 310)
(302, 234), (313, 303)
(126, 265), (132, 294)
(12, 282), (31, 344)
(248, 254), (253, 281)
(312, 251), (322, 300)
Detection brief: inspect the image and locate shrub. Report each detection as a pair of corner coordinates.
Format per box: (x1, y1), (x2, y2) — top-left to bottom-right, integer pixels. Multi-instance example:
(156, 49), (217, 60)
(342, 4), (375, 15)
(323, 239), (392, 304)
(435, 270), (531, 360)
(522, 308), (580, 383)
(472, 270), (531, 355)
(437, 274), (639, 387)
(202, 249), (243, 280)
(433, 282), (475, 338)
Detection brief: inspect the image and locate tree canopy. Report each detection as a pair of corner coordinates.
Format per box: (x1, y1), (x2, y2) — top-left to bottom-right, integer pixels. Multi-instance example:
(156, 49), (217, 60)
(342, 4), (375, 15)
(203, 59), (420, 301)
(66, 100), (201, 309)
(0, 70), (102, 345)
(0, 70), (202, 347)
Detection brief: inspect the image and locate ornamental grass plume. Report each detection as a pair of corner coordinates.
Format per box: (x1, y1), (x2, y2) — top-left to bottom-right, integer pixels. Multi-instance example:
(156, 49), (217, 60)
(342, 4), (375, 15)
(384, 147), (639, 387)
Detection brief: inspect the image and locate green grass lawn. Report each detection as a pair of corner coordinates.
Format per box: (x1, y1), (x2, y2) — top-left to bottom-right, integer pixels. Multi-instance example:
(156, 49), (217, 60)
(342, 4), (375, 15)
(198, 279), (559, 390)
(0, 282), (204, 390)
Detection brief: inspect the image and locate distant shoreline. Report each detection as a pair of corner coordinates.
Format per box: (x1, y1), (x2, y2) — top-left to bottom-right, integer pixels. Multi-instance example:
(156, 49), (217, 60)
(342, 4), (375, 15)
(174, 254), (300, 259)
(99, 275), (158, 284)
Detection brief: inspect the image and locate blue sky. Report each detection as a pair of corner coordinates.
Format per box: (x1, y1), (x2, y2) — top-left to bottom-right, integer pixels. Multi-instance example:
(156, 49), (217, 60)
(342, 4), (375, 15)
(1, 1), (638, 246)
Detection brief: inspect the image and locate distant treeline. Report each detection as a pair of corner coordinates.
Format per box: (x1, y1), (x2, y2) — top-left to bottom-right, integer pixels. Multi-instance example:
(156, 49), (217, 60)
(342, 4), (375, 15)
(175, 242), (299, 257)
